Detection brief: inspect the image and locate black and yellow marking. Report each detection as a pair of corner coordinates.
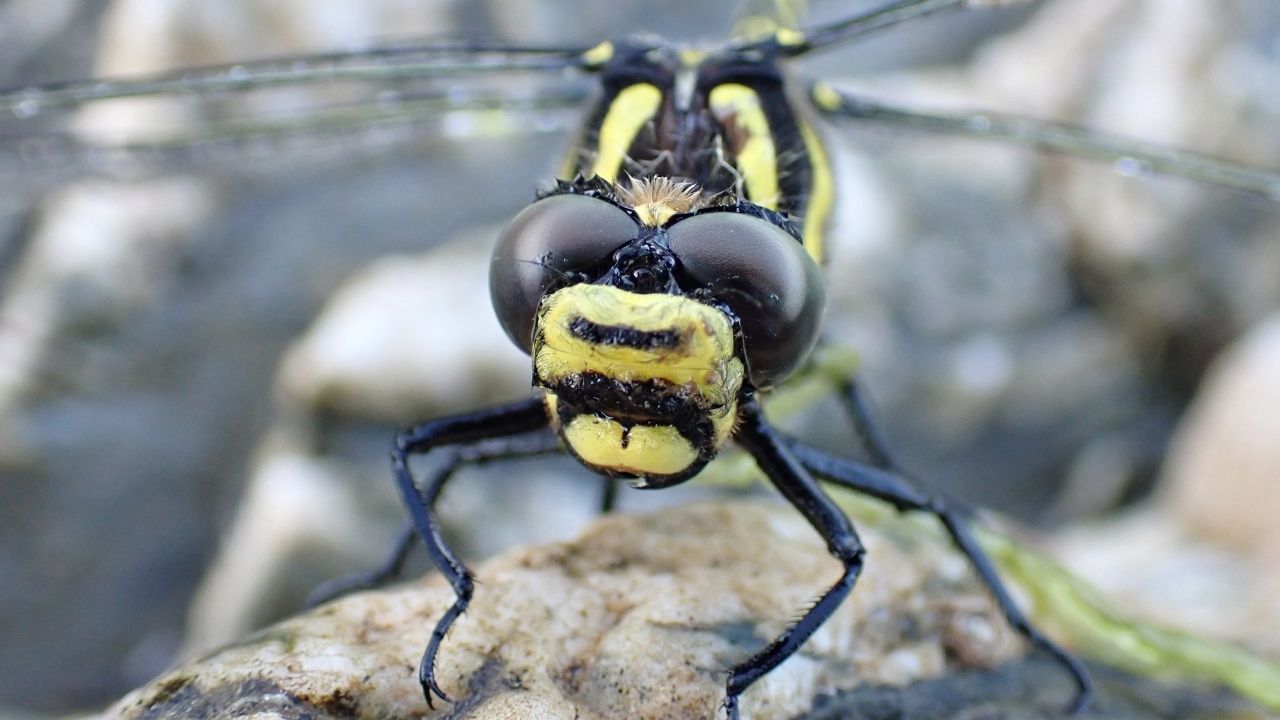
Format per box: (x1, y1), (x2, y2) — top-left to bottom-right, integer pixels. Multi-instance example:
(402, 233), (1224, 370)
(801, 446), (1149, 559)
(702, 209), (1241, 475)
(587, 82), (663, 182)
(708, 83), (781, 208)
(534, 283), (743, 404)
(561, 39), (834, 263)
(533, 283), (743, 481)
(579, 40), (616, 69)
(567, 317), (683, 350)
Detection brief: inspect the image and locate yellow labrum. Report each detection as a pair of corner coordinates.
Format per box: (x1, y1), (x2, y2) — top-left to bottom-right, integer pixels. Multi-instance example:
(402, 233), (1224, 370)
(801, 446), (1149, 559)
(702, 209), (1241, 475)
(591, 83), (663, 183)
(708, 83), (780, 209)
(534, 284), (744, 410)
(562, 415), (698, 477)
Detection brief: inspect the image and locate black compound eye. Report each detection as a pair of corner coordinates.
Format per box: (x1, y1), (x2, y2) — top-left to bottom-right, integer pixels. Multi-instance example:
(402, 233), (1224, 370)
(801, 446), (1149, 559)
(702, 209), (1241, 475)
(490, 194), (640, 352)
(667, 211), (824, 387)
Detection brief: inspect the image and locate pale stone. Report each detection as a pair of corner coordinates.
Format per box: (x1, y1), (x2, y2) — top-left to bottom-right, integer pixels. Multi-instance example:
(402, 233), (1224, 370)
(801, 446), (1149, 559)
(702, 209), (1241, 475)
(98, 503), (1025, 720)
(276, 241), (529, 419)
(1164, 315), (1280, 561)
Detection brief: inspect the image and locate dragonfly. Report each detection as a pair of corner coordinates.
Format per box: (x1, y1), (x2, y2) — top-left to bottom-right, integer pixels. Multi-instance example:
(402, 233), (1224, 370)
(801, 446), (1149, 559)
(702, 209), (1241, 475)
(1, 0), (1278, 716)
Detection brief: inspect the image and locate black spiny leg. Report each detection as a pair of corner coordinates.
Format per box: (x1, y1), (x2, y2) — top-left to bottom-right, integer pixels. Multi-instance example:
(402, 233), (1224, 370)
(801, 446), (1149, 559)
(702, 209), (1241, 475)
(781, 437), (1094, 714)
(307, 431), (561, 608)
(725, 398), (866, 720)
(392, 397), (550, 708)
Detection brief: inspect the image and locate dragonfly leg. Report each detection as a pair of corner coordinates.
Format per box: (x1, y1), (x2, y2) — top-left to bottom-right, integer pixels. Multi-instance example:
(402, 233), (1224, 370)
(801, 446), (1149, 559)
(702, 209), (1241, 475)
(391, 398), (549, 708)
(724, 398), (866, 720)
(783, 436), (1094, 714)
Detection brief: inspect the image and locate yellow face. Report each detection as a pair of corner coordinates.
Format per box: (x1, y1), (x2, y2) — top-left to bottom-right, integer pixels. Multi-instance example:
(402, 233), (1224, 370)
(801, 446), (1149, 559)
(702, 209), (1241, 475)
(533, 284), (744, 484)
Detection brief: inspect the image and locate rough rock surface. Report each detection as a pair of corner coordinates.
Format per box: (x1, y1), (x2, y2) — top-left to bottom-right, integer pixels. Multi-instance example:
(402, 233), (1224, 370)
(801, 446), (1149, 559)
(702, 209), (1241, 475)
(103, 503), (1029, 720)
(96, 503), (1268, 720)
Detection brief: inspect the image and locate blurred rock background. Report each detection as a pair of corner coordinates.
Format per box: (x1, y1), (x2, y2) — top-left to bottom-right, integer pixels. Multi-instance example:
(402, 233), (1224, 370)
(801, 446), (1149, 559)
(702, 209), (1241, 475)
(0, 0), (1277, 715)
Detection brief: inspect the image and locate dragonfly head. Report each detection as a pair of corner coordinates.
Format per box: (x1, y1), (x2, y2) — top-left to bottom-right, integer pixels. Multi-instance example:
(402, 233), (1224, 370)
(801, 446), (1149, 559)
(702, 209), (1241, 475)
(488, 176), (823, 484)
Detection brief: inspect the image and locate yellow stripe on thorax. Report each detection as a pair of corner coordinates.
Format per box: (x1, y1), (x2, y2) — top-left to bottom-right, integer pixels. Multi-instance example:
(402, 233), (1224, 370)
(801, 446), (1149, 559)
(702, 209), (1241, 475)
(709, 83), (780, 210)
(579, 41), (614, 69)
(799, 121), (833, 264)
(732, 0), (809, 43)
(590, 83), (663, 183)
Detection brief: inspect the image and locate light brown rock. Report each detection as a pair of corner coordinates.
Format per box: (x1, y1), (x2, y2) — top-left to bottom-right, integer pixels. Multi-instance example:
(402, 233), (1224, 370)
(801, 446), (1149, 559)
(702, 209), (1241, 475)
(1164, 315), (1280, 561)
(98, 502), (1024, 720)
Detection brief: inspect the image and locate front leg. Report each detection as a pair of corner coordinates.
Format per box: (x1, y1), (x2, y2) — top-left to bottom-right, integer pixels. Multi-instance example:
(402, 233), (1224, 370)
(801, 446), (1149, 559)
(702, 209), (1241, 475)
(391, 397), (549, 708)
(724, 398), (866, 720)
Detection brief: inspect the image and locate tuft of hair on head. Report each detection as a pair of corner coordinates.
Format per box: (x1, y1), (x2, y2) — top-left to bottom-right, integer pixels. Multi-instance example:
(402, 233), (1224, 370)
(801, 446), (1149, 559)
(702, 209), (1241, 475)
(617, 176), (703, 227)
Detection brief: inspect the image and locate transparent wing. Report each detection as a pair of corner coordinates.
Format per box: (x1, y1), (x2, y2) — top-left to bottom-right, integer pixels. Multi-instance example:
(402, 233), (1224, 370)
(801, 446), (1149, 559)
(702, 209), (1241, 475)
(0, 85), (591, 187)
(0, 43), (595, 188)
(0, 40), (595, 112)
(809, 82), (1280, 199)
(734, 0), (1034, 54)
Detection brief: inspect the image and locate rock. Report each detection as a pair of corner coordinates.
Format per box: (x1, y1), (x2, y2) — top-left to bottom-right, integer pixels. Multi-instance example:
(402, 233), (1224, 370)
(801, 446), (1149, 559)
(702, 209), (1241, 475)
(798, 661), (1273, 720)
(1163, 315), (1280, 561)
(101, 502), (1031, 720)
(276, 240), (529, 421)
(95, 502), (1268, 720)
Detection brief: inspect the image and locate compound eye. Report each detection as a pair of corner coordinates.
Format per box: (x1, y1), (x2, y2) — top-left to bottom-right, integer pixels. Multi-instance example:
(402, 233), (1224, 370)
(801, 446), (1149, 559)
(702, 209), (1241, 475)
(667, 212), (824, 387)
(490, 194), (640, 352)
